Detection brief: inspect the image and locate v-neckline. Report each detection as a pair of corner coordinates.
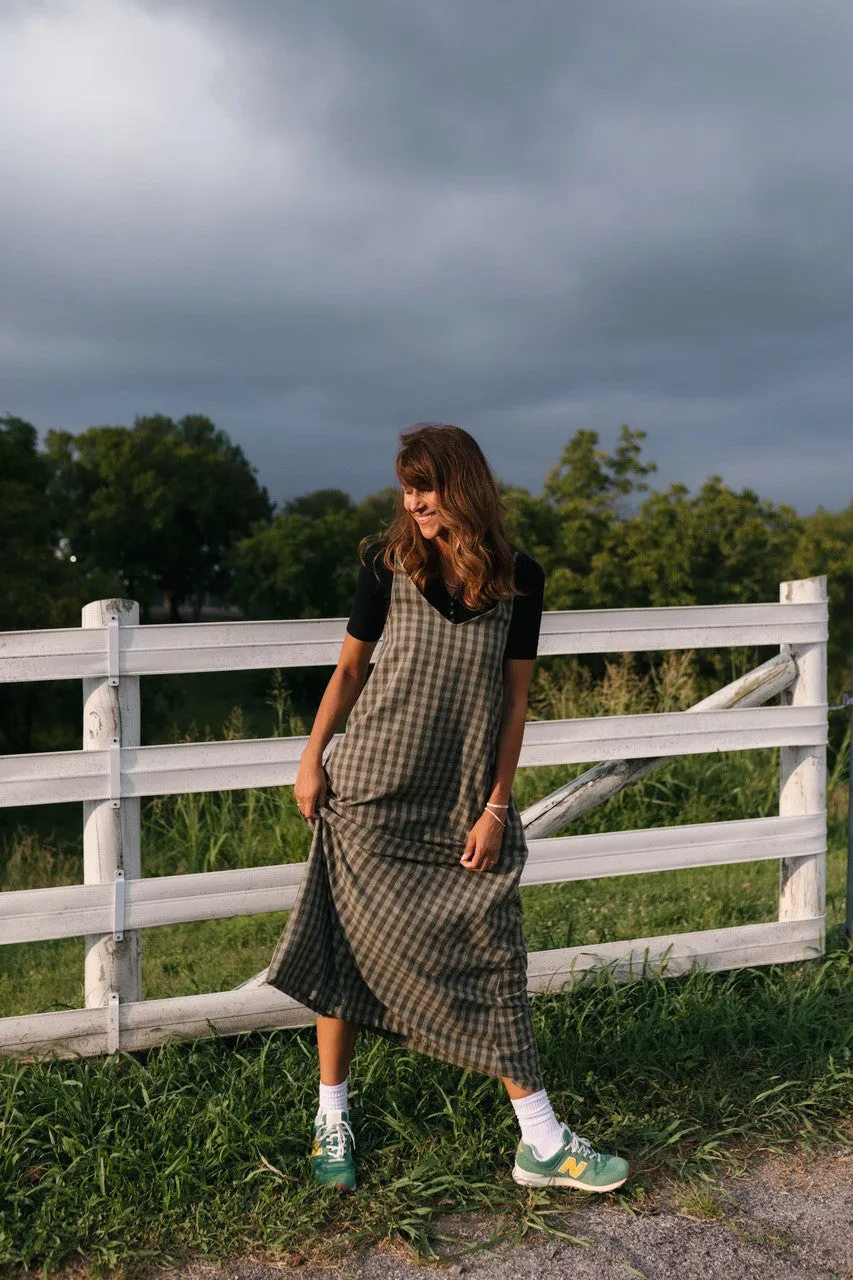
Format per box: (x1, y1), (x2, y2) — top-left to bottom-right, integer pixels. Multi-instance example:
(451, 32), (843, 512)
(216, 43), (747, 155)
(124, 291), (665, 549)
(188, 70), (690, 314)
(396, 565), (503, 628)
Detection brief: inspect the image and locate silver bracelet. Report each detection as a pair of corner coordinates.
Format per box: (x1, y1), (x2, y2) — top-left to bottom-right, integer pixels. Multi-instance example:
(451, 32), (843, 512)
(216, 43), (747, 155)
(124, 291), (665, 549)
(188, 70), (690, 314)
(483, 808), (506, 827)
(485, 801), (509, 809)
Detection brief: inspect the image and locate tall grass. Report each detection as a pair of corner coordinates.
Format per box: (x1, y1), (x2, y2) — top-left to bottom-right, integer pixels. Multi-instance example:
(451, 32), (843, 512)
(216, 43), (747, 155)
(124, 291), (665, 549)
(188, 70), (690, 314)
(0, 945), (849, 1273)
(0, 655), (851, 1272)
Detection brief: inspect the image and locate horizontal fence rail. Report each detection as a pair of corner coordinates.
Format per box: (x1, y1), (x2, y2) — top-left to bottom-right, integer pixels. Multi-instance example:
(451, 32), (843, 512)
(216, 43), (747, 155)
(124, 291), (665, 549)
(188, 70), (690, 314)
(0, 705), (829, 809)
(0, 577), (829, 1061)
(0, 814), (826, 947)
(0, 917), (825, 1060)
(0, 599), (828, 683)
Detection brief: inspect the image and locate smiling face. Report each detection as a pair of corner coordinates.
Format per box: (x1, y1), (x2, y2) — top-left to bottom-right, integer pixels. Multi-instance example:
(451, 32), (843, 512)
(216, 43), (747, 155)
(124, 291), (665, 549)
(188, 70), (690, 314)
(402, 485), (447, 540)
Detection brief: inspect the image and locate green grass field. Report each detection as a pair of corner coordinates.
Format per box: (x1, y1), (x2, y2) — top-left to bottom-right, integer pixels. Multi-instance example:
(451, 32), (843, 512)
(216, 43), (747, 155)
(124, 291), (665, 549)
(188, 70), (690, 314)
(1, 658), (851, 1274)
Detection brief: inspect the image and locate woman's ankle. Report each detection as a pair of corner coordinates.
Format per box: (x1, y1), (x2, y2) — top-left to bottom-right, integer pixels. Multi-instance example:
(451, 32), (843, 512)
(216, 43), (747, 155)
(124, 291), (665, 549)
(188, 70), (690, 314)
(318, 1077), (349, 1117)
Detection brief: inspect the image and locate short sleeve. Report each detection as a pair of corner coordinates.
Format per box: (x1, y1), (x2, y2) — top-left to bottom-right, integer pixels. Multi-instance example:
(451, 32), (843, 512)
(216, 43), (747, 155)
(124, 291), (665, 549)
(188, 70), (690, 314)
(345, 542), (391, 641)
(504, 553), (545, 659)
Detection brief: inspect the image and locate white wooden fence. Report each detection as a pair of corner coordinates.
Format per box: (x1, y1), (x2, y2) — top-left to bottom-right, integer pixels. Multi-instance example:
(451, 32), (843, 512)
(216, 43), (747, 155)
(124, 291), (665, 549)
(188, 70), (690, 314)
(0, 577), (828, 1060)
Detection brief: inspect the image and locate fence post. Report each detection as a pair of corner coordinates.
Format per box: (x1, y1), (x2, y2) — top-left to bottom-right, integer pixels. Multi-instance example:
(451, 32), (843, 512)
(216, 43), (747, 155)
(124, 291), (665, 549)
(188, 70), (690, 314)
(778, 577), (827, 944)
(82, 599), (142, 1035)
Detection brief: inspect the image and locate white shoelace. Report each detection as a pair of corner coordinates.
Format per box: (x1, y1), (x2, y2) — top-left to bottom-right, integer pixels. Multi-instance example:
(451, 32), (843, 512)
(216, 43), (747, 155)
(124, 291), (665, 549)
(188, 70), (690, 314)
(567, 1130), (601, 1162)
(319, 1116), (355, 1162)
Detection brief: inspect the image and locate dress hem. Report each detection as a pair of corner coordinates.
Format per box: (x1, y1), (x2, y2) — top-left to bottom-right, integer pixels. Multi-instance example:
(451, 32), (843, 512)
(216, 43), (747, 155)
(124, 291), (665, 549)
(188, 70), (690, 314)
(262, 973), (545, 1093)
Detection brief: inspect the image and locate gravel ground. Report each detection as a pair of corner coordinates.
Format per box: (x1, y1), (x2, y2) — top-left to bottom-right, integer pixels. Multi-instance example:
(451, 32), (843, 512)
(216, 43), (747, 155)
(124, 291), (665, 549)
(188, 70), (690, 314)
(137, 1145), (852, 1280)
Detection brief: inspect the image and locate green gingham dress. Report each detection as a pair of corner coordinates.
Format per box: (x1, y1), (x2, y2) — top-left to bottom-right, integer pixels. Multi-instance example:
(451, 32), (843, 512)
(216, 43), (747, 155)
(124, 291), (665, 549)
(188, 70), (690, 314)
(264, 549), (544, 1091)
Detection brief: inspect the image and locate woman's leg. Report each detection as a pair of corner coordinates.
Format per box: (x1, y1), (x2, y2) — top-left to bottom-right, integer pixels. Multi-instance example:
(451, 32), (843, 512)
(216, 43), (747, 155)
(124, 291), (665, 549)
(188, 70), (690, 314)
(312, 1017), (360, 1189)
(501, 1077), (536, 1100)
(317, 1015), (360, 1084)
(502, 1076), (566, 1158)
(503, 1075), (630, 1188)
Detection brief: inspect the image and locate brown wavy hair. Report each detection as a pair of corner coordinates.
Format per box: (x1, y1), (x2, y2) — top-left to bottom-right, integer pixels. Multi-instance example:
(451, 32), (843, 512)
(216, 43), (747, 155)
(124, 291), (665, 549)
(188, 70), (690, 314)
(357, 422), (525, 611)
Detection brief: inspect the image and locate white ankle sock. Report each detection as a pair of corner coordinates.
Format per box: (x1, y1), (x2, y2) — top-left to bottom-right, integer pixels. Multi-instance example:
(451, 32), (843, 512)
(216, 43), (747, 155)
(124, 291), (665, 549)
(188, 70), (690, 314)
(316, 1078), (348, 1123)
(510, 1088), (566, 1160)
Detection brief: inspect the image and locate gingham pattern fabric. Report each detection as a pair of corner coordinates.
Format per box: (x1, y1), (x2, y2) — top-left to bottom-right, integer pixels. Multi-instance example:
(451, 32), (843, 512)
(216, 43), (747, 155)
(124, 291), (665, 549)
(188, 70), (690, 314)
(264, 549), (544, 1090)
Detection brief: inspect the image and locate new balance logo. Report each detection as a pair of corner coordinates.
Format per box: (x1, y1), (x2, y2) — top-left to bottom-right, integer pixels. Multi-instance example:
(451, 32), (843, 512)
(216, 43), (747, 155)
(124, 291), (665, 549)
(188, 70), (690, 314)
(558, 1156), (588, 1178)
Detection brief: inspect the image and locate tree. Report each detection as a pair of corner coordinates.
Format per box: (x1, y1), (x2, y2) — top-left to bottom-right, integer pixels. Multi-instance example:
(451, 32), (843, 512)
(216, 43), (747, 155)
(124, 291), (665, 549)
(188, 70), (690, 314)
(46, 414), (272, 621)
(227, 506), (362, 621)
(284, 489), (355, 520)
(499, 481), (563, 578)
(1, 415), (65, 631)
(608, 478), (802, 608)
(0, 416), (120, 750)
(352, 485), (399, 538)
(540, 425), (656, 607)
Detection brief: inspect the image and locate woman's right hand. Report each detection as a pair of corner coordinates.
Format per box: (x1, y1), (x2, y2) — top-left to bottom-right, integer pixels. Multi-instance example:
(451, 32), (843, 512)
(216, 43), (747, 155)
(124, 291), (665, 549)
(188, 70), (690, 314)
(294, 754), (328, 823)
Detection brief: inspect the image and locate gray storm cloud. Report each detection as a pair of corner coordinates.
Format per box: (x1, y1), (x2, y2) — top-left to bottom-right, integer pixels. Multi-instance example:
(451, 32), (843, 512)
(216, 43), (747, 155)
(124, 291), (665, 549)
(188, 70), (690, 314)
(1, 0), (851, 509)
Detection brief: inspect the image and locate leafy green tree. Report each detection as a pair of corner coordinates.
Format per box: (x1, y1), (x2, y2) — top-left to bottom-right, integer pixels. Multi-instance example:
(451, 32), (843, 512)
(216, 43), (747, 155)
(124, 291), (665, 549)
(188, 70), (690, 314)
(0, 416), (119, 750)
(46, 414), (272, 621)
(353, 485), (399, 540)
(227, 506), (362, 621)
(284, 489), (355, 520)
(540, 425), (656, 607)
(1, 415), (67, 631)
(499, 481), (563, 573)
(610, 478), (802, 607)
(228, 483), (417, 623)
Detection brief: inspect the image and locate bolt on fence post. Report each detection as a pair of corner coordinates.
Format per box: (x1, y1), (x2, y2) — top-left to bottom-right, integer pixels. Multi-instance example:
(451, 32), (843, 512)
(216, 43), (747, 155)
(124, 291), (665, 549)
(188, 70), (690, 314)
(82, 599), (142, 1039)
(778, 577), (827, 951)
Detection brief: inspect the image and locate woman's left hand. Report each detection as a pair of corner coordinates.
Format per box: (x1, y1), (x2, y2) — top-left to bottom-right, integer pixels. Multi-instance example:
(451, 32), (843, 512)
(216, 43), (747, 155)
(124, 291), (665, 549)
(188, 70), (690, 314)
(460, 811), (505, 872)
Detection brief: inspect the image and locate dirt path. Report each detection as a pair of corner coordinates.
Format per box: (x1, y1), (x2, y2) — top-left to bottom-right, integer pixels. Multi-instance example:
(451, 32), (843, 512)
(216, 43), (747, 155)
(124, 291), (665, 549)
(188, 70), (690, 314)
(143, 1145), (852, 1280)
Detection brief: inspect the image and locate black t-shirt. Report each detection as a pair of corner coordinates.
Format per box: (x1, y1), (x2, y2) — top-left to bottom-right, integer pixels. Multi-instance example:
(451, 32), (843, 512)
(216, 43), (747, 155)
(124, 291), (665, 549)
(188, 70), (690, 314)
(345, 541), (545, 659)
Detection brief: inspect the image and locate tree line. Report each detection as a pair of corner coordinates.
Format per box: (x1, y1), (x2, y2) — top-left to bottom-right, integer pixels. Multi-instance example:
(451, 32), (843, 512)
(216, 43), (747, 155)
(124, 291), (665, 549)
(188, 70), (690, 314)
(1, 412), (851, 751)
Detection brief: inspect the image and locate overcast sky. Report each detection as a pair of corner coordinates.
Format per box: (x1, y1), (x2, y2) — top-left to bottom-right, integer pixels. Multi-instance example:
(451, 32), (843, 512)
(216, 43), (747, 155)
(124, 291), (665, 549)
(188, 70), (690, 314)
(2, 0), (851, 514)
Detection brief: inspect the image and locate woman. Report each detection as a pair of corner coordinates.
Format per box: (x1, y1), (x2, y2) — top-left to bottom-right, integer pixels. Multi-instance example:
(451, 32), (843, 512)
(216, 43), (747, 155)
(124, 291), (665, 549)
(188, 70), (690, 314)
(264, 423), (629, 1195)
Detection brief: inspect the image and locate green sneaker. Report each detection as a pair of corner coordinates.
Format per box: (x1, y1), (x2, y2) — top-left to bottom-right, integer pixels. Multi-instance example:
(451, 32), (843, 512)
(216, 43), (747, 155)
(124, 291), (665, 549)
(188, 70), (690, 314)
(512, 1124), (629, 1192)
(310, 1110), (356, 1190)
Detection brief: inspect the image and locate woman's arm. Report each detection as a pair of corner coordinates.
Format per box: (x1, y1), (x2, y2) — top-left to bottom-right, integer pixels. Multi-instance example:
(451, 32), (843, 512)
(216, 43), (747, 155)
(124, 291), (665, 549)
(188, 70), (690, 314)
(301, 633), (378, 763)
(487, 658), (536, 806)
(461, 658), (535, 871)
